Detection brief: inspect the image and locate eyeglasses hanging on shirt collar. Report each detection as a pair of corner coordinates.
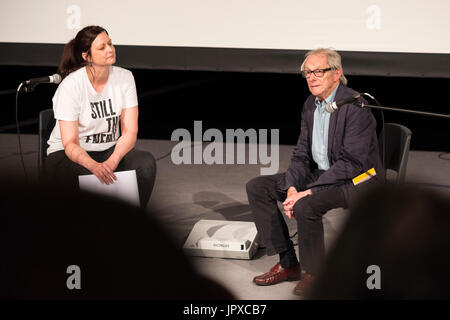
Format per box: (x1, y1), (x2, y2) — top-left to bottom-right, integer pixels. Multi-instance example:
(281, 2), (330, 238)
(301, 67), (334, 79)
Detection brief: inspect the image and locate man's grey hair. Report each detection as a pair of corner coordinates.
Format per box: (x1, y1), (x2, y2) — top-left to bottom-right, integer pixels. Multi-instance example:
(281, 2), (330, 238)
(300, 48), (348, 86)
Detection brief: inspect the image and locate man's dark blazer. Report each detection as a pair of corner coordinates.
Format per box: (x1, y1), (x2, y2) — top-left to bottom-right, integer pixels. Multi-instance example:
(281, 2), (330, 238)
(278, 83), (384, 204)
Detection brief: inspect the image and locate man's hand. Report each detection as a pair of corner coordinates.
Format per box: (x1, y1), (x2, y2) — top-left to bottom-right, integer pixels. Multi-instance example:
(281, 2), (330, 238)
(287, 186), (298, 199)
(283, 188), (312, 219)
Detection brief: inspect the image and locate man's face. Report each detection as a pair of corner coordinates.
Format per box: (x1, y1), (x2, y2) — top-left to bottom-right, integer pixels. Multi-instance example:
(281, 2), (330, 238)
(303, 54), (341, 101)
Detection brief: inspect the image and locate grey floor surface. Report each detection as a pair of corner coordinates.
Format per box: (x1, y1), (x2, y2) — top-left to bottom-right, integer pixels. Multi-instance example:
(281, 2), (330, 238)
(1, 134), (449, 300)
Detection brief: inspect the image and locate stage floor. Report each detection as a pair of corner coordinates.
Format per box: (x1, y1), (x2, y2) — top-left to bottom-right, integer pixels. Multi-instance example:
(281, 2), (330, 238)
(1, 134), (449, 300)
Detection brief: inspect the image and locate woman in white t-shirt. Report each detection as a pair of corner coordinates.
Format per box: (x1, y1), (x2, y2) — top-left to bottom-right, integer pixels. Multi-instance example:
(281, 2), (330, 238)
(45, 26), (156, 208)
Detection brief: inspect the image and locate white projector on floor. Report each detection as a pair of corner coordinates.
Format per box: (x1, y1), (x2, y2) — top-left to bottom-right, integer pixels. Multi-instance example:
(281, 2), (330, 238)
(183, 219), (259, 260)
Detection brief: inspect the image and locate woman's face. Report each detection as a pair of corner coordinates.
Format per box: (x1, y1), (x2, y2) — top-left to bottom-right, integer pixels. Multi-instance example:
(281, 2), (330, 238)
(86, 31), (116, 67)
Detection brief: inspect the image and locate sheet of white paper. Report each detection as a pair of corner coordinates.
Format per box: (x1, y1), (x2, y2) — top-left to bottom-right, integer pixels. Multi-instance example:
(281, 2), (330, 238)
(78, 170), (140, 207)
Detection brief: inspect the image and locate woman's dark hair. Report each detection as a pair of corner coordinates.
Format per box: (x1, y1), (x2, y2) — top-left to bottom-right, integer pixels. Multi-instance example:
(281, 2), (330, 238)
(57, 26), (108, 80)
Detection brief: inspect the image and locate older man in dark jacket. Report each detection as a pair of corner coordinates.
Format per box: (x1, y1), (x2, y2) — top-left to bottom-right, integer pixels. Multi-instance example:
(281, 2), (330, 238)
(246, 48), (384, 295)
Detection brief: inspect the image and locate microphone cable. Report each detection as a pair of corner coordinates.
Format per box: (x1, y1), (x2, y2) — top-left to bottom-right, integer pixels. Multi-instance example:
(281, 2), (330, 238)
(339, 92), (386, 196)
(361, 92), (386, 181)
(15, 82), (29, 181)
(438, 106), (450, 160)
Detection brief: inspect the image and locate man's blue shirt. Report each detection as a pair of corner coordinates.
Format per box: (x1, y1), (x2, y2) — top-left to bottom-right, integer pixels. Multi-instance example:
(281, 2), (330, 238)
(311, 84), (339, 170)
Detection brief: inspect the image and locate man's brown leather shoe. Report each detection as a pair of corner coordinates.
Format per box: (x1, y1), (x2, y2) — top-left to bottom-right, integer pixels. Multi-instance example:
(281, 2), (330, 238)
(253, 263), (301, 286)
(293, 272), (314, 296)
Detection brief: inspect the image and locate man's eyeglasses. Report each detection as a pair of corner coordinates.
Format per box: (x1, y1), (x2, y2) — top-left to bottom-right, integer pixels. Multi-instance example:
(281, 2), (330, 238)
(301, 68), (333, 79)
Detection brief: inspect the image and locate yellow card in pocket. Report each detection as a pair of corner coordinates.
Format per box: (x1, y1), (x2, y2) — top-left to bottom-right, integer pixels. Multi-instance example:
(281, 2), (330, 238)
(352, 168), (376, 186)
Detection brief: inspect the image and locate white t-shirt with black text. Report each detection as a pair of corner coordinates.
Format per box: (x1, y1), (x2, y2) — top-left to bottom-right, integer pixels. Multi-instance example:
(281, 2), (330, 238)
(47, 66), (138, 155)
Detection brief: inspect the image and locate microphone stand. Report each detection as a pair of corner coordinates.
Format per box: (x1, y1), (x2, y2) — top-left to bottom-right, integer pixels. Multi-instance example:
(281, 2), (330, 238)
(357, 102), (450, 119)
(3, 77), (59, 181)
(0, 83), (38, 96)
(5, 81), (39, 182)
(356, 94), (450, 182)
(0, 89), (17, 96)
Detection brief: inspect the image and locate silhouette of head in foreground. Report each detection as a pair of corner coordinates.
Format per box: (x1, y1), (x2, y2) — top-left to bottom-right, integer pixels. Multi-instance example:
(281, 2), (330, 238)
(308, 184), (450, 299)
(0, 179), (233, 299)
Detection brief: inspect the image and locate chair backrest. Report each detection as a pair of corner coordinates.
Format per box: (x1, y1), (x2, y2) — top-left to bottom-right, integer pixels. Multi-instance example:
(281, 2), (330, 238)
(38, 108), (55, 178)
(378, 123), (412, 184)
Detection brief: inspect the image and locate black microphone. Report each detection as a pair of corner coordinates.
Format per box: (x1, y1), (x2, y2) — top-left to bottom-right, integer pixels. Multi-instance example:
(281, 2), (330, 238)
(24, 74), (62, 85)
(325, 93), (361, 113)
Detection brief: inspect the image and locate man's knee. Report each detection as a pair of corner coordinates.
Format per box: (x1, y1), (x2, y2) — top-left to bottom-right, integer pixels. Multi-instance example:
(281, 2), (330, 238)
(293, 197), (319, 221)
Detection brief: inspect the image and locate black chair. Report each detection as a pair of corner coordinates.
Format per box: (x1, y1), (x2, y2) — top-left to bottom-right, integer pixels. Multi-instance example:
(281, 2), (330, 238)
(378, 123), (412, 184)
(38, 108), (55, 179)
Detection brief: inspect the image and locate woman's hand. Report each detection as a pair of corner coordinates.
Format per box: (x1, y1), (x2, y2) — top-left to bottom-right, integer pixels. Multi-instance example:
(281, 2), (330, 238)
(104, 156), (119, 173)
(90, 161), (117, 185)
